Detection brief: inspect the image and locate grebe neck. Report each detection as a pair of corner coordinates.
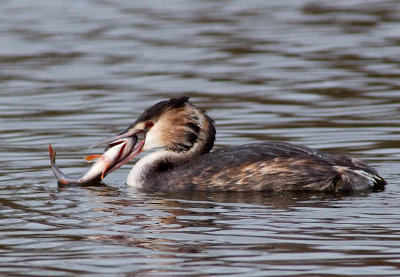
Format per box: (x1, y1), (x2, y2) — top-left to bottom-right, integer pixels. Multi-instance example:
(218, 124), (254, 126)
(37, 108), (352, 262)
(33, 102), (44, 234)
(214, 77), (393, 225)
(127, 148), (201, 188)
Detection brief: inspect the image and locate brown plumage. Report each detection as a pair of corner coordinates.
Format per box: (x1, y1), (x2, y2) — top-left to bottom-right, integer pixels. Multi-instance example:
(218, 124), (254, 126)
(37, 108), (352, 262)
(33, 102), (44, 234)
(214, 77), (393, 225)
(148, 142), (385, 192)
(92, 96), (386, 192)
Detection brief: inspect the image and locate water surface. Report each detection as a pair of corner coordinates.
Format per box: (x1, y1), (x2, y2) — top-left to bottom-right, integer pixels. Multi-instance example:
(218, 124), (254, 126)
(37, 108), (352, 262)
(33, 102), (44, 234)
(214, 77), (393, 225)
(1, 0), (400, 276)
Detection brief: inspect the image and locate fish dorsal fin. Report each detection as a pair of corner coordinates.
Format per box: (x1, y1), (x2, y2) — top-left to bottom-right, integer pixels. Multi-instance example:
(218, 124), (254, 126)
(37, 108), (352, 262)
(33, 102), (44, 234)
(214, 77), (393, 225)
(84, 154), (103, 162)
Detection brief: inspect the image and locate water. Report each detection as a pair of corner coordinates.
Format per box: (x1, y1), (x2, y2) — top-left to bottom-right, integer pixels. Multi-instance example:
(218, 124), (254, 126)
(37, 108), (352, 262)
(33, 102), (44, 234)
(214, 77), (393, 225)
(1, 0), (400, 275)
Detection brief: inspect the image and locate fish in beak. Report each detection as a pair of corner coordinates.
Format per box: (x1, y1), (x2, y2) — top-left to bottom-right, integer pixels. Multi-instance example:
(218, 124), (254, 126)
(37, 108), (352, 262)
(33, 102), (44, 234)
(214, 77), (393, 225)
(49, 135), (142, 185)
(88, 127), (147, 173)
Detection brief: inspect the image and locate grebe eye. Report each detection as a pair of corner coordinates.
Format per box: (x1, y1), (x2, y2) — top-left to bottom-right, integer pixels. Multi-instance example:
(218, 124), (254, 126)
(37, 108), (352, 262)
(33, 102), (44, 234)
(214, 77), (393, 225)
(145, 120), (154, 129)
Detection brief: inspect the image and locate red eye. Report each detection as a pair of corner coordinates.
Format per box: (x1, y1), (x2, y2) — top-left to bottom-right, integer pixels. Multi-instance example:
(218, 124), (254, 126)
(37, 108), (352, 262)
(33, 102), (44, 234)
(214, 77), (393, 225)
(145, 121), (154, 129)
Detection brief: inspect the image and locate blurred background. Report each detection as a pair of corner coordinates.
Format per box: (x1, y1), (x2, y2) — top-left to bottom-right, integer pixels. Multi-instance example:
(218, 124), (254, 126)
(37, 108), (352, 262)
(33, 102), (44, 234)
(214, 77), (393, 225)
(0, 0), (399, 276)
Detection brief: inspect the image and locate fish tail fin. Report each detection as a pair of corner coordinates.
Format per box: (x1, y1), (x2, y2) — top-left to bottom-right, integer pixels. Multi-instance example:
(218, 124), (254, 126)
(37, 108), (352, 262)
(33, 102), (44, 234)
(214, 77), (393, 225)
(49, 144), (56, 164)
(48, 144), (74, 184)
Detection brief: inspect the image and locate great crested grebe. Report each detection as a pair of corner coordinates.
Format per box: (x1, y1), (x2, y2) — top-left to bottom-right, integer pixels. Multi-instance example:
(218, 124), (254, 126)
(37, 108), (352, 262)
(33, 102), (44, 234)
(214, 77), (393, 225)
(88, 96), (386, 192)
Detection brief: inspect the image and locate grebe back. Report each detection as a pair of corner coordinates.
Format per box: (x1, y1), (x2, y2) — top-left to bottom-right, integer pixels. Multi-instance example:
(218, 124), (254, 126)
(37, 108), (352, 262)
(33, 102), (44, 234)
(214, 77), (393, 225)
(91, 96), (386, 192)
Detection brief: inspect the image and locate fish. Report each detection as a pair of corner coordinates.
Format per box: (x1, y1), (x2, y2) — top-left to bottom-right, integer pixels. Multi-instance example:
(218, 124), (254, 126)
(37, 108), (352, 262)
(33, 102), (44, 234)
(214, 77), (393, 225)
(49, 136), (137, 185)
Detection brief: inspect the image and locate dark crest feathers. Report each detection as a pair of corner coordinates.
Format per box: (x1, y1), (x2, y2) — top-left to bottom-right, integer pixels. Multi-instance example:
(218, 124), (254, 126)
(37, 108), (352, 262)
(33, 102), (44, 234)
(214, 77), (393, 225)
(135, 96), (190, 124)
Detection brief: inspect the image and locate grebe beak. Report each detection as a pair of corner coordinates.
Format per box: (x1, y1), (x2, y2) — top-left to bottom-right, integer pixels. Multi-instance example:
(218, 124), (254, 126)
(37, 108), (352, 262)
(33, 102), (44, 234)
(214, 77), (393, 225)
(89, 128), (146, 173)
(89, 128), (144, 148)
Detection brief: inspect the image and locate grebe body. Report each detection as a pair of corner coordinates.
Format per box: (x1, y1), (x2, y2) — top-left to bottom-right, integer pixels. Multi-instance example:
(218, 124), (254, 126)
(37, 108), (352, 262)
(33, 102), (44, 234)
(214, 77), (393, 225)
(91, 96), (386, 192)
(128, 142), (385, 192)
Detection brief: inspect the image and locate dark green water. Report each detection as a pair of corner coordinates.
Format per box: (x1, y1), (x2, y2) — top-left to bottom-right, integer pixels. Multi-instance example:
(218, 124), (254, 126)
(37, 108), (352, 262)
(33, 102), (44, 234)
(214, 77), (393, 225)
(1, 0), (399, 276)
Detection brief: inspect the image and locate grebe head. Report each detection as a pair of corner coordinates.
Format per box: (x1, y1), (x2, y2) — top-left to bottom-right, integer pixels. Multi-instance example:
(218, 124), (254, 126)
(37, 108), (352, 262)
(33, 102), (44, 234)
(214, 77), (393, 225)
(91, 96), (215, 172)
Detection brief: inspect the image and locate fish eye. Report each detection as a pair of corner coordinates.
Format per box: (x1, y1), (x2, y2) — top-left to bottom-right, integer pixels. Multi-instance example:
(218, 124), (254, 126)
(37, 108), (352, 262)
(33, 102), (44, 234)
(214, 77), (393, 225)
(145, 120), (154, 129)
